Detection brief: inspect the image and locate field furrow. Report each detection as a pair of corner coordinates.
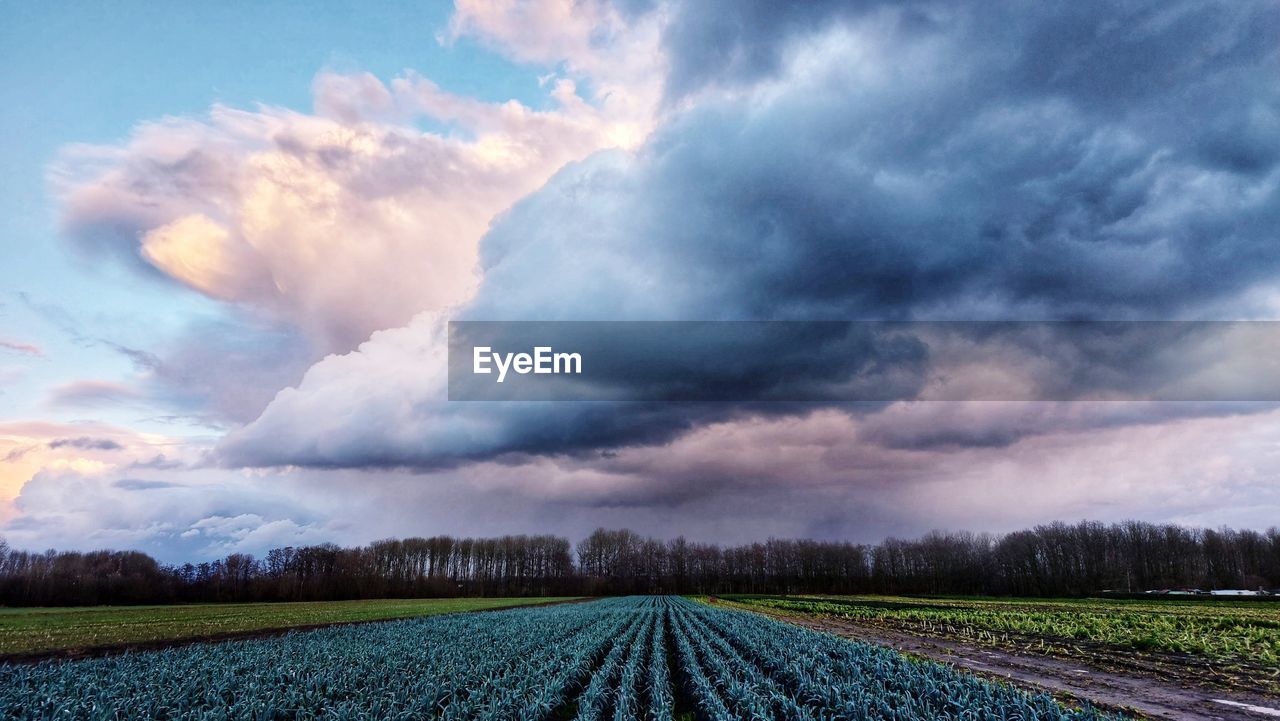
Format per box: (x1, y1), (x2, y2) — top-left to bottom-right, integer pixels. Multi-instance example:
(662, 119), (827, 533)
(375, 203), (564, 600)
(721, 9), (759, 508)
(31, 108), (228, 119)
(0, 596), (1130, 720)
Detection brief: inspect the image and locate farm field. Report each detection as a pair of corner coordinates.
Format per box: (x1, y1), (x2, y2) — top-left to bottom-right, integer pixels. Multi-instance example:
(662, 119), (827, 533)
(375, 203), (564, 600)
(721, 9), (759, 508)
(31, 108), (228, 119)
(721, 595), (1280, 696)
(0, 596), (1120, 720)
(0, 596), (577, 658)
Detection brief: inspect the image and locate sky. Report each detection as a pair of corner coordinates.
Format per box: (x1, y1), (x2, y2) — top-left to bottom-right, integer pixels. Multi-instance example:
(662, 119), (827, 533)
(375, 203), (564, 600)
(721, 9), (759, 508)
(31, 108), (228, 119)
(1, 0), (1279, 563)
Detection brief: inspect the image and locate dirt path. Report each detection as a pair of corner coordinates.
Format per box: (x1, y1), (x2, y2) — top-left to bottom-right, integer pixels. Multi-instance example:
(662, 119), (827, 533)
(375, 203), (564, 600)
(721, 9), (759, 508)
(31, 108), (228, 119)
(771, 611), (1280, 721)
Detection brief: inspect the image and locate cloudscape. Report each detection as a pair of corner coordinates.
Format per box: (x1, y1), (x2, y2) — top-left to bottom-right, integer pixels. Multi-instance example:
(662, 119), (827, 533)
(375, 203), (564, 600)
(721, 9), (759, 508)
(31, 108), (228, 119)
(2, 0), (1279, 564)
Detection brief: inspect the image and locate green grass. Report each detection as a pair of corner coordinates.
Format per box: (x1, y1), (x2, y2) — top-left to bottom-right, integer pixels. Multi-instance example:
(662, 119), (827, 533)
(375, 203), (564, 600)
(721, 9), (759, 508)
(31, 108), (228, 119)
(722, 594), (1280, 668)
(0, 597), (579, 656)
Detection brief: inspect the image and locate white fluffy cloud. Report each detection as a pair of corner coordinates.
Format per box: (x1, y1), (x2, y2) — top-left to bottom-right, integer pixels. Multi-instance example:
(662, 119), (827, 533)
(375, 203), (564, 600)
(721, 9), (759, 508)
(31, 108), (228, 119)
(54, 65), (658, 353)
(0, 420), (197, 520)
(1, 1), (677, 556)
(38, 13), (665, 427)
(3, 465), (340, 561)
(448, 0), (666, 124)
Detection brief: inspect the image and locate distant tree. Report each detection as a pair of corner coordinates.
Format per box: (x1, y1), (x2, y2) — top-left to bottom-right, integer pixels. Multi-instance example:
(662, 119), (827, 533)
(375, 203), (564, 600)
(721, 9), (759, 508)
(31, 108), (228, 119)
(1, 522), (1277, 606)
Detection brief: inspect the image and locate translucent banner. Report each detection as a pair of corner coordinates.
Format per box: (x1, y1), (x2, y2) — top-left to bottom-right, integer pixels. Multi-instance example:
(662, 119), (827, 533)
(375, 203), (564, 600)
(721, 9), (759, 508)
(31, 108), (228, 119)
(447, 321), (1280, 402)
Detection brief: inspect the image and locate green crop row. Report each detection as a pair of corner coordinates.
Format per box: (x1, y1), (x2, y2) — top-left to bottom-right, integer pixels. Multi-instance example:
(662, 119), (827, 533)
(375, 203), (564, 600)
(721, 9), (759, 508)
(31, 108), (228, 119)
(1, 596), (1119, 720)
(729, 595), (1280, 667)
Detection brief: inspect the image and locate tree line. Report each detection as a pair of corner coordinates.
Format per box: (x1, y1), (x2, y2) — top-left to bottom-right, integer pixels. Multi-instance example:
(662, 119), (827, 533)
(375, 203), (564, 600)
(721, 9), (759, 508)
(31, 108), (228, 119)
(1, 520), (1277, 606)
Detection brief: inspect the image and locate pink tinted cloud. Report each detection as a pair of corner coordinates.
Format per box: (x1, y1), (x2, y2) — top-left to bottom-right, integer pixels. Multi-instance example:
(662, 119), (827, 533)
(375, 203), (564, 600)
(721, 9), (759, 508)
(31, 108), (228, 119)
(437, 404), (1280, 540)
(0, 339), (43, 357)
(53, 68), (657, 355)
(6, 405), (1280, 559)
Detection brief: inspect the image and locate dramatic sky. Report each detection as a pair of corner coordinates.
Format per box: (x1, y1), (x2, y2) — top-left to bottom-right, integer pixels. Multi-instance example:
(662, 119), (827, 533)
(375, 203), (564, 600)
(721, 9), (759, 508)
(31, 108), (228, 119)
(2, 0), (1279, 562)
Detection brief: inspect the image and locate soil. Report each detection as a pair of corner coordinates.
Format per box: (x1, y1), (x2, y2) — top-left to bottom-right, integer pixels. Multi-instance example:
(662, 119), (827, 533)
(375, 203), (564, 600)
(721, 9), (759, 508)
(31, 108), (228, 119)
(727, 602), (1280, 721)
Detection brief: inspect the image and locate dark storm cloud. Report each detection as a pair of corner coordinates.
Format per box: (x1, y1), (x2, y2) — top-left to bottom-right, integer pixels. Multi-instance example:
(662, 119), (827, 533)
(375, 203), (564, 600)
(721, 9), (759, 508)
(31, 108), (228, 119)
(858, 401), (1279, 452)
(660, 0), (880, 99)
(467, 0), (1280, 339)
(224, 0), (1280, 470)
(661, 1), (1280, 107)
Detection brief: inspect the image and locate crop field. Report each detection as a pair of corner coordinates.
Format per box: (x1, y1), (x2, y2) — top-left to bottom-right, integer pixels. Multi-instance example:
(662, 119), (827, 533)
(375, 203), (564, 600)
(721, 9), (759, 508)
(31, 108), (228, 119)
(0, 597), (577, 657)
(721, 594), (1280, 701)
(0, 596), (1117, 720)
(724, 595), (1280, 666)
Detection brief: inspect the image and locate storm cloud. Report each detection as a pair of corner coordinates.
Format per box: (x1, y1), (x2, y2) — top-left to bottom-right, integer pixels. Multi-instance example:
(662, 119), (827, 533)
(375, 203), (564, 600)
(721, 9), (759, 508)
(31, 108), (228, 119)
(9, 0), (1280, 557)
(223, 0), (1280, 472)
(473, 5), (1280, 322)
